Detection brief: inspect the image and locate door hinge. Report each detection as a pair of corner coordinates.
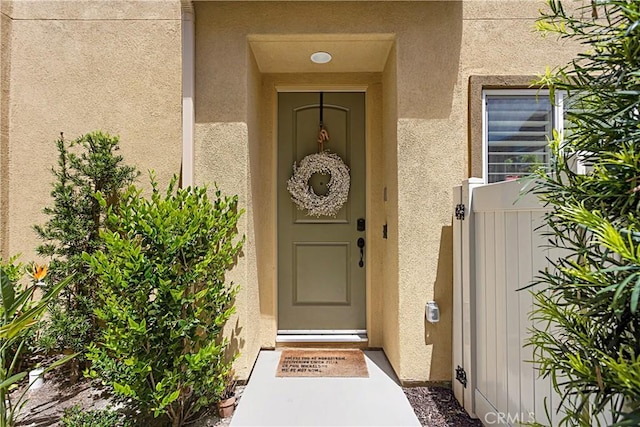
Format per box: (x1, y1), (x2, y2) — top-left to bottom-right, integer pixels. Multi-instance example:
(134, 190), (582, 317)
(455, 203), (466, 220)
(455, 365), (467, 388)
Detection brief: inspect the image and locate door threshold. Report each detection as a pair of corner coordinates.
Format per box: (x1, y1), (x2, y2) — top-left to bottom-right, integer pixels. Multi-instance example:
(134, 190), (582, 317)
(276, 333), (369, 345)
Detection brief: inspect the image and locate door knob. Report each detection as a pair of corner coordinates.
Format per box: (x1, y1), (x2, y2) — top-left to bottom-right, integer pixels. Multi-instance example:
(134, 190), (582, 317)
(357, 237), (365, 268)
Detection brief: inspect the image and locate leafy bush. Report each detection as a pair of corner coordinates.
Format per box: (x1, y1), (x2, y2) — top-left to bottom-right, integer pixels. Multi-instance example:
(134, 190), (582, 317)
(60, 406), (130, 427)
(85, 175), (243, 427)
(529, 1), (640, 425)
(34, 131), (137, 366)
(34, 307), (90, 357)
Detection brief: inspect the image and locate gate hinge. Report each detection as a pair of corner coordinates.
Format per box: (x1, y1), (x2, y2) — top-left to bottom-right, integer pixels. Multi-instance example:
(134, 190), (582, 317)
(455, 203), (466, 220)
(455, 365), (467, 388)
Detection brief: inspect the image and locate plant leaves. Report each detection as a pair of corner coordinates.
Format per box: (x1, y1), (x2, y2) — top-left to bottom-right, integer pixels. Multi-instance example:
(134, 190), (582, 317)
(0, 372), (27, 390)
(0, 267), (15, 319)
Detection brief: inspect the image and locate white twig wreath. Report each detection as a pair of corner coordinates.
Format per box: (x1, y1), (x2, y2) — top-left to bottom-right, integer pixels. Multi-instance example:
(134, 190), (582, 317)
(287, 152), (350, 217)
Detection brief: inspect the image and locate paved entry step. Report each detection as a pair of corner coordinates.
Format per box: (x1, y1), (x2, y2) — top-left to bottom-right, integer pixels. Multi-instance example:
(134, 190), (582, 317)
(231, 350), (421, 426)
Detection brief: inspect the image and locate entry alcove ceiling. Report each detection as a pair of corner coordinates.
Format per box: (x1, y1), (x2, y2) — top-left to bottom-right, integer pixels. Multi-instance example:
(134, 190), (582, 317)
(248, 34), (395, 73)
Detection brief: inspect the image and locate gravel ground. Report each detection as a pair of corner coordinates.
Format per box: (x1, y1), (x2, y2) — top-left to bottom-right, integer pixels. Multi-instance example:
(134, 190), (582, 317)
(17, 372), (481, 426)
(403, 386), (483, 427)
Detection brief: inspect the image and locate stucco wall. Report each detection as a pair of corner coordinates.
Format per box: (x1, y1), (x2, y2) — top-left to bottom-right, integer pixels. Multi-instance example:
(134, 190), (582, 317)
(1, 3), (12, 261)
(2, 0), (182, 261)
(193, 0), (579, 384)
(195, 1), (396, 379)
(382, 43), (400, 373)
(1, 0), (581, 385)
(390, 0), (579, 383)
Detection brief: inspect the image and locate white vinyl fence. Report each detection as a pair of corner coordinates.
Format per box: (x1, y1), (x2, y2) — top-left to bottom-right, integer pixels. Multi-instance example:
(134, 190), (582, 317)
(452, 178), (617, 427)
(452, 178), (561, 426)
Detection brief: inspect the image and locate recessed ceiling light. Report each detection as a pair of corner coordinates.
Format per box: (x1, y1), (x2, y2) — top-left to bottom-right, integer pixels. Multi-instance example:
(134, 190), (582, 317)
(310, 51), (332, 64)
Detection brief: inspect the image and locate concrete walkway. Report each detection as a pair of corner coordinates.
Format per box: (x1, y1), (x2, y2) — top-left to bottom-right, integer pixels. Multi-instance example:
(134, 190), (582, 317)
(231, 350), (421, 426)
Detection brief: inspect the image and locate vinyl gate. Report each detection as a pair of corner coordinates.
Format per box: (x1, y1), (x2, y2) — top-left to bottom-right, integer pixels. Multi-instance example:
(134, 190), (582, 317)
(452, 178), (560, 426)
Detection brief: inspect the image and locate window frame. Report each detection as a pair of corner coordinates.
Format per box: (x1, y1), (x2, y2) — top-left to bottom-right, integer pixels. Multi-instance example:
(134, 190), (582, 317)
(481, 88), (565, 184)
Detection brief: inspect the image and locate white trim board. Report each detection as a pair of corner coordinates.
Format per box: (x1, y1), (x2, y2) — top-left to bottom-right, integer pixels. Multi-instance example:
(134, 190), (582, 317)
(276, 333), (368, 343)
(278, 329), (367, 334)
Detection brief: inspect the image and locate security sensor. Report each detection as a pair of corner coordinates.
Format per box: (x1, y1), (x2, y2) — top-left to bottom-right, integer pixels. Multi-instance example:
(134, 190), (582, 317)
(426, 301), (440, 323)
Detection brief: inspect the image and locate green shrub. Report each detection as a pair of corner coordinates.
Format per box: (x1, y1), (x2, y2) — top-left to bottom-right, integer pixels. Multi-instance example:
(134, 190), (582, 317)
(529, 1), (640, 425)
(34, 131), (138, 362)
(61, 406), (130, 427)
(84, 175), (244, 427)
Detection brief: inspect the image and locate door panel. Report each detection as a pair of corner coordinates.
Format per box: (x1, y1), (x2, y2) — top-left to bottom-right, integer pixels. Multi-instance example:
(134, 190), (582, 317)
(278, 92), (366, 331)
(294, 243), (350, 305)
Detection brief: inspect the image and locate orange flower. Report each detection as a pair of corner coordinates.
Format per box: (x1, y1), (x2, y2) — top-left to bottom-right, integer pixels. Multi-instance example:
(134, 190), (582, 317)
(31, 264), (48, 281)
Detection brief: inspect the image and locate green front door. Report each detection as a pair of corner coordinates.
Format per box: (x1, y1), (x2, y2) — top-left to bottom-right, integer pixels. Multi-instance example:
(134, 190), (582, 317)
(278, 92), (366, 331)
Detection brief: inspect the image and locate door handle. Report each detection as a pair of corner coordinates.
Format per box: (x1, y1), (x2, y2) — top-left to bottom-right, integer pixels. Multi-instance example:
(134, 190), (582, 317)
(357, 237), (365, 268)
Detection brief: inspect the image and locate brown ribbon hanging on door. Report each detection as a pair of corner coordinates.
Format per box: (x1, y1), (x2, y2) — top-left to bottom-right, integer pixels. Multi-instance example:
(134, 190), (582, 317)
(317, 92), (329, 152)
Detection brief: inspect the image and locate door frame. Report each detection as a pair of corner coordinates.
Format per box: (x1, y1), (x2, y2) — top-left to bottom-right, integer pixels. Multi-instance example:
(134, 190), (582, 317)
(273, 84), (376, 342)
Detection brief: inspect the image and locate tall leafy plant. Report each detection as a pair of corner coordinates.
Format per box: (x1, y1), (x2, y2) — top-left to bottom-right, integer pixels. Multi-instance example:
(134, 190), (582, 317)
(84, 175), (243, 427)
(529, 1), (640, 425)
(34, 132), (137, 365)
(0, 259), (74, 427)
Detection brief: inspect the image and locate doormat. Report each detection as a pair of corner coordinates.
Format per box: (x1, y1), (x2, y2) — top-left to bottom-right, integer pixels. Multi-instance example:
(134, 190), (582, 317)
(276, 349), (369, 378)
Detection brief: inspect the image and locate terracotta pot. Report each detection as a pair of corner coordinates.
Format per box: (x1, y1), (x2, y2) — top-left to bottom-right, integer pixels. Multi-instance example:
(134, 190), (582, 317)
(217, 395), (236, 418)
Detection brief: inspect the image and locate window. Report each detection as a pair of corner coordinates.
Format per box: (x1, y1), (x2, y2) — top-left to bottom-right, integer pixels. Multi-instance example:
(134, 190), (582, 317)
(483, 90), (564, 183)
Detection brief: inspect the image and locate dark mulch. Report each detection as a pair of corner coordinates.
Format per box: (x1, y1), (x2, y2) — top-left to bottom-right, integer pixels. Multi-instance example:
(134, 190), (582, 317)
(403, 386), (483, 427)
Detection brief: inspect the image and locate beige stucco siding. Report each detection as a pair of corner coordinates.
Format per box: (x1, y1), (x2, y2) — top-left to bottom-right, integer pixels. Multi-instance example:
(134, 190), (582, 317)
(1, 0), (581, 385)
(193, 0), (578, 383)
(382, 43), (400, 372)
(1, 4), (12, 261)
(393, 1), (578, 382)
(395, 1), (579, 382)
(3, 0), (182, 261)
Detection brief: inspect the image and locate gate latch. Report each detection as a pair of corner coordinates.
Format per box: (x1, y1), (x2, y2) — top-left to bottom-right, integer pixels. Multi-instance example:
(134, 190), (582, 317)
(455, 365), (467, 388)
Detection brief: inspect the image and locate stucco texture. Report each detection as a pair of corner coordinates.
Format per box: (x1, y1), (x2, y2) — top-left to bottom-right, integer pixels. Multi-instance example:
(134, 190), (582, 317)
(2, 0), (182, 261)
(1, 4), (12, 260)
(1, 0), (582, 385)
(193, 0), (579, 383)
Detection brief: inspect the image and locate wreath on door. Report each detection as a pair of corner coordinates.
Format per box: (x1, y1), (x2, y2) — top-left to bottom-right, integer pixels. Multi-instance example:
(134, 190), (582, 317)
(287, 151), (350, 217)
(287, 93), (351, 218)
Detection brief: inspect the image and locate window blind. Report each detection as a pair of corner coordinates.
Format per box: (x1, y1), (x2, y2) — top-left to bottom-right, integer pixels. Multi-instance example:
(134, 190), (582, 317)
(485, 95), (553, 183)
